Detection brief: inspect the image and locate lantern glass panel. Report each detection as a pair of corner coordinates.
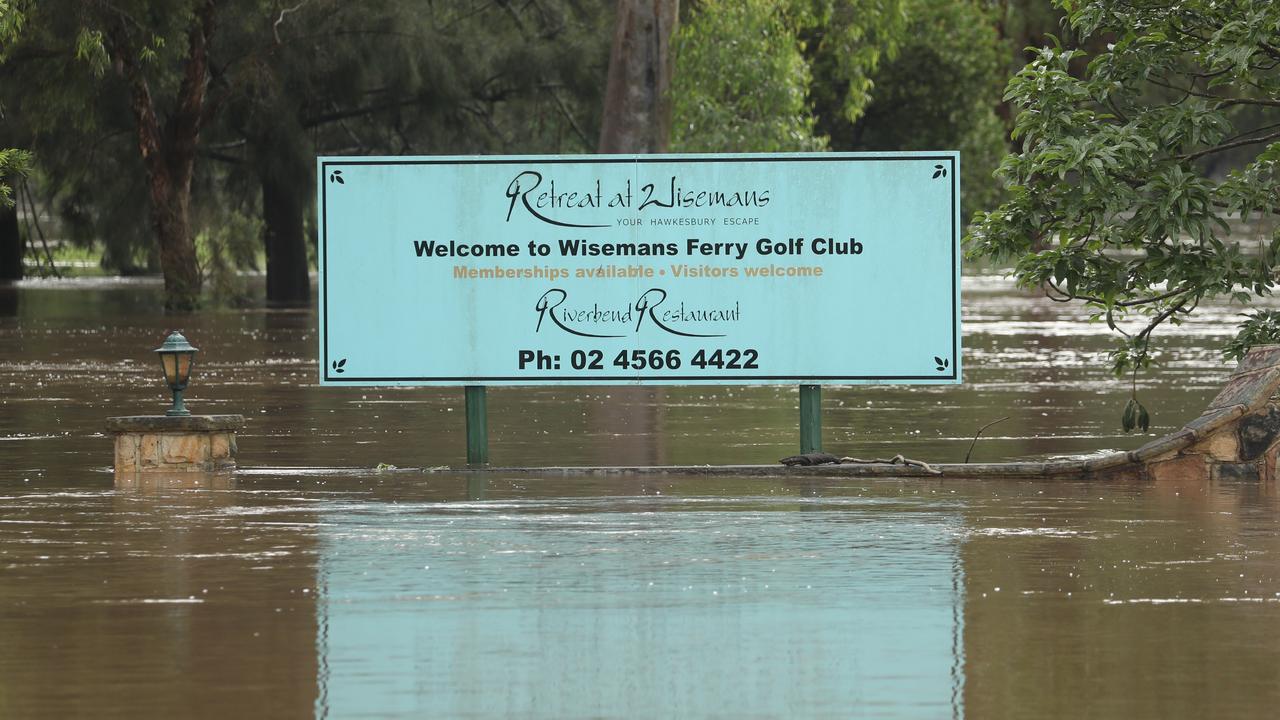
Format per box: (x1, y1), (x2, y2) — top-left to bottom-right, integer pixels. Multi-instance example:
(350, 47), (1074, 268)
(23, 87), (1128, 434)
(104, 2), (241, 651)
(162, 353), (179, 386)
(176, 353), (193, 385)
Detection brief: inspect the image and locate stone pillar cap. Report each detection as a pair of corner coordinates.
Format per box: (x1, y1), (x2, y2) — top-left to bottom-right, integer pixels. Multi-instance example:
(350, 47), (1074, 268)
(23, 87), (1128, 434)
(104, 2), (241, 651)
(106, 415), (246, 433)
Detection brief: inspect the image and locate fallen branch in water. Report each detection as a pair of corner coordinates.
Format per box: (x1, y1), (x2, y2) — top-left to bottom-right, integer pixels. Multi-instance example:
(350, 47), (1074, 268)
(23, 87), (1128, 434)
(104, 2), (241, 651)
(840, 454), (942, 475)
(779, 452), (840, 466)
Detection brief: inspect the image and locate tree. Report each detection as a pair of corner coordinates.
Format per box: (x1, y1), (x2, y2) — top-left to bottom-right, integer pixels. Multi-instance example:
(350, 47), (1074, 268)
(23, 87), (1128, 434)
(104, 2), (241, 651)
(671, 0), (906, 153)
(68, 1), (222, 310)
(600, 0), (679, 153)
(212, 0), (612, 303)
(671, 0), (821, 152)
(2, 1), (611, 306)
(0, 0), (28, 206)
(2, 1), (224, 309)
(0, 0), (159, 278)
(0, 1), (31, 280)
(0, 149), (29, 281)
(826, 0), (1008, 216)
(0, 149), (26, 209)
(967, 0), (1280, 430)
(987, 0), (1071, 136)
(800, 0), (907, 129)
(109, 1), (217, 311)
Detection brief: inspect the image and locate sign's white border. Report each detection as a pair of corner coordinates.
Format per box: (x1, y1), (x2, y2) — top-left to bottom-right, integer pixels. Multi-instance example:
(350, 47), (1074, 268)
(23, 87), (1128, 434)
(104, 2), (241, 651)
(317, 152), (960, 385)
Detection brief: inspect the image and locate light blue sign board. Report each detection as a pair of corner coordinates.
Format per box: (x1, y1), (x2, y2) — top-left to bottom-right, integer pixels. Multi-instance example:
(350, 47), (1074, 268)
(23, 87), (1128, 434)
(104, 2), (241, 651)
(317, 152), (960, 385)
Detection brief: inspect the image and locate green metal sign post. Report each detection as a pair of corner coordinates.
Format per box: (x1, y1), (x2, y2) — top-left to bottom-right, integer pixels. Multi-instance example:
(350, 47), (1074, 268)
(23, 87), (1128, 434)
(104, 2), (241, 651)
(799, 384), (822, 454)
(465, 385), (488, 465)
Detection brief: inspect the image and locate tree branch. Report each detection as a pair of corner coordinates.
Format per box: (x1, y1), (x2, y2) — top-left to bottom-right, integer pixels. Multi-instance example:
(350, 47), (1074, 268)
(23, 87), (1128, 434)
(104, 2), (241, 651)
(1181, 129), (1280, 162)
(1147, 76), (1280, 109)
(273, 0), (310, 45)
(302, 96), (433, 128)
(1136, 299), (1191, 343)
(167, 0), (217, 180)
(542, 85), (590, 147)
(1045, 281), (1194, 308)
(1211, 198), (1280, 217)
(1220, 97), (1280, 109)
(198, 148), (244, 164)
(1218, 120), (1280, 147)
(108, 18), (166, 186)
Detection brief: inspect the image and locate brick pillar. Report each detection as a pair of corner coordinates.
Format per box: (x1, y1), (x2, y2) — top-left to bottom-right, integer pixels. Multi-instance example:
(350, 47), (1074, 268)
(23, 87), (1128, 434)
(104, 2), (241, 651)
(106, 415), (245, 485)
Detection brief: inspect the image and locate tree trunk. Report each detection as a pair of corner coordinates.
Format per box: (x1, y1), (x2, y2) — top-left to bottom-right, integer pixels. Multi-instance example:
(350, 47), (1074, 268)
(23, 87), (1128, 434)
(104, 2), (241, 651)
(0, 194), (20, 281)
(598, 1), (678, 456)
(113, 0), (216, 312)
(149, 180), (202, 310)
(262, 172), (310, 307)
(598, 0), (679, 153)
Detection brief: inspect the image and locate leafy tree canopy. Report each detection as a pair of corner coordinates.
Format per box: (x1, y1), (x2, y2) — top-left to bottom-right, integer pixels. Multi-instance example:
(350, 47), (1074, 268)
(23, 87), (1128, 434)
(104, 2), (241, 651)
(672, 0), (825, 152)
(0, 0), (30, 207)
(0, 148), (29, 206)
(671, 0), (906, 152)
(0, 0), (609, 277)
(826, 0), (1008, 216)
(967, 0), (1280, 430)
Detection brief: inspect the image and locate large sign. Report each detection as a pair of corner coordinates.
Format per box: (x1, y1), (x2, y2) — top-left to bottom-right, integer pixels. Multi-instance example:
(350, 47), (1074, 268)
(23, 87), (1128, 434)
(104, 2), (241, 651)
(317, 152), (960, 385)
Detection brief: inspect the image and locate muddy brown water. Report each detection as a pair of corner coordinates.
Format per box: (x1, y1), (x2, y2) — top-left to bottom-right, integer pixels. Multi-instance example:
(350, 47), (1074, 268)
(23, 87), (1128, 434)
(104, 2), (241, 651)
(1, 276), (1279, 718)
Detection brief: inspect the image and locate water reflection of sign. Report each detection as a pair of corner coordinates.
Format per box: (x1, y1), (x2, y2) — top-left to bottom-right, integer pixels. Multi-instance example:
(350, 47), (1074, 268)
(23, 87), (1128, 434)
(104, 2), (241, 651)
(315, 500), (964, 717)
(317, 153), (960, 385)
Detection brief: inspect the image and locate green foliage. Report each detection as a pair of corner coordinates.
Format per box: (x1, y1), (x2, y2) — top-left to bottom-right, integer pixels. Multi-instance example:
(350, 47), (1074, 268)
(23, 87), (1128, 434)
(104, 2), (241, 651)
(1, 0), (611, 284)
(0, 147), (29, 207)
(800, 0), (907, 126)
(672, 0), (906, 152)
(967, 0), (1280, 425)
(1225, 311), (1280, 362)
(672, 0), (825, 152)
(0, 6), (20, 70)
(989, 0), (1070, 71)
(0, 1), (28, 208)
(0, 0), (25, 56)
(72, 28), (107, 76)
(195, 208), (261, 306)
(829, 0), (1008, 216)
(673, 0), (1003, 214)
(0, 0), (219, 274)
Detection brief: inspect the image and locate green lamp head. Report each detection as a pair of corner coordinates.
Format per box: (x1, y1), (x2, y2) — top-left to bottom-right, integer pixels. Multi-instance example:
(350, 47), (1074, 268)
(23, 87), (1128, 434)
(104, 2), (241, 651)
(154, 331), (198, 416)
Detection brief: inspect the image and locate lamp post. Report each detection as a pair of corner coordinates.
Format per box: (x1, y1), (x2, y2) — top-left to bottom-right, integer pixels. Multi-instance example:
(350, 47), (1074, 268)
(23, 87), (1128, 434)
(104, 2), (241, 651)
(107, 330), (244, 483)
(155, 331), (198, 417)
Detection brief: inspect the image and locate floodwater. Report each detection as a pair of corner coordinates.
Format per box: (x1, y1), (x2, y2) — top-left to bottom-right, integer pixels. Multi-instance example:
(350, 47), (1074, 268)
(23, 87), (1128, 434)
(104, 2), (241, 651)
(1, 276), (1279, 718)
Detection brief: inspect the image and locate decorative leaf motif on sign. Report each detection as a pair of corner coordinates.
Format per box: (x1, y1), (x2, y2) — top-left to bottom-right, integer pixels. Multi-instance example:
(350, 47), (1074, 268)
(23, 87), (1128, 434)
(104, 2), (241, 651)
(331, 358), (347, 374)
(931, 164), (947, 179)
(934, 356), (950, 372)
(329, 170), (345, 184)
